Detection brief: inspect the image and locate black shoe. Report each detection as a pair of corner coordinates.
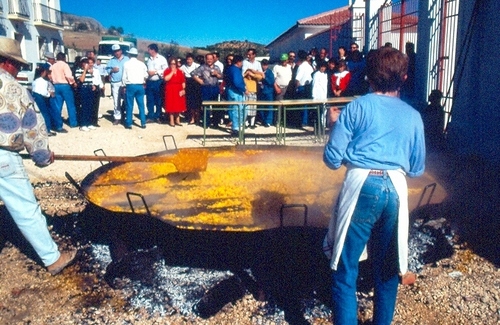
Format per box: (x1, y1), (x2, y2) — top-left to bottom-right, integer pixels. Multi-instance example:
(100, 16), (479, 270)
(264, 123), (271, 128)
(146, 118), (157, 124)
(250, 125), (257, 129)
(113, 119), (121, 125)
(56, 128), (68, 133)
(230, 130), (239, 137)
(141, 125), (146, 129)
(48, 131), (57, 137)
(125, 125), (132, 129)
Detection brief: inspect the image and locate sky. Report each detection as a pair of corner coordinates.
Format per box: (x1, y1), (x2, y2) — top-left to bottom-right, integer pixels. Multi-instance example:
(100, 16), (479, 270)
(60, 0), (349, 48)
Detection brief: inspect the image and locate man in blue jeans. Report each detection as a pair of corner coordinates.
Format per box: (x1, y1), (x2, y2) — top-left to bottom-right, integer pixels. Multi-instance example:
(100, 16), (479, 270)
(0, 37), (77, 275)
(224, 54), (248, 136)
(323, 47), (425, 325)
(50, 52), (78, 128)
(121, 48), (148, 129)
(145, 43), (167, 123)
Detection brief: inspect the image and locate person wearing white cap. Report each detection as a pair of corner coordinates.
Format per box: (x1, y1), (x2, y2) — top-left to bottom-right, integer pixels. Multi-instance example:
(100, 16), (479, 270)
(121, 48), (148, 129)
(44, 52), (56, 66)
(0, 36), (77, 275)
(106, 44), (129, 125)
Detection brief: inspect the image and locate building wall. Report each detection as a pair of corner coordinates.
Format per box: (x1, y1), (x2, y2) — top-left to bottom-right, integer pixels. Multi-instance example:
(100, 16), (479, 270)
(267, 25), (330, 62)
(447, 0), (500, 164)
(0, 0), (63, 64)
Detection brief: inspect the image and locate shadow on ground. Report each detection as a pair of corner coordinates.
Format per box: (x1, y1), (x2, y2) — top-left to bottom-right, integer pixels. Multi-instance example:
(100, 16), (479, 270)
(425, 151), (500, 267)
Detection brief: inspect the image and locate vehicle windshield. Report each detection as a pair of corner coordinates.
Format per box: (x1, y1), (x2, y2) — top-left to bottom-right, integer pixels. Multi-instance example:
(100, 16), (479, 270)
(18, 62), (34, 73)
(98, 44), (131, 56)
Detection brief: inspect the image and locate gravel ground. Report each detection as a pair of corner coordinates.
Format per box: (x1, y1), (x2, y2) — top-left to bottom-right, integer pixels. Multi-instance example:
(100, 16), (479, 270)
(1, 91), (499, 324)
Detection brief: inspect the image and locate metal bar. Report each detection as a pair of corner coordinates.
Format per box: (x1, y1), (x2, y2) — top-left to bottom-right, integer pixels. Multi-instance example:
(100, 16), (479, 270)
(126, 192), (152, 217)
(202, 105), (208, 146)
(417, 183), (437, 207)
(93, 148), (108, 166)
(162, 135), (177, 151)
(64, 172), (84, 195)
(280, 204), (308, 228)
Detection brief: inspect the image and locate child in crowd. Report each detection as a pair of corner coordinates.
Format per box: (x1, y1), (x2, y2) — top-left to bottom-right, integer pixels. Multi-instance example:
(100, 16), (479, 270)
(312, 61), (329, 130)
(332, 60), (351, 97)
(31, 63), (57, 136)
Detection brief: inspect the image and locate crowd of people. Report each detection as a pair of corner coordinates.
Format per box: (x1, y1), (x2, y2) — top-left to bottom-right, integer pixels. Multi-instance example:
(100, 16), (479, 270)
(26, 41), (423, 136)
(15, 36), (430, 146)
(39, 43), (370, 134)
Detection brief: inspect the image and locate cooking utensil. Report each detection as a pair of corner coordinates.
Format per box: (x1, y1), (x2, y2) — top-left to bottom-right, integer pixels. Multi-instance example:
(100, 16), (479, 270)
(23, 148), (209, 173)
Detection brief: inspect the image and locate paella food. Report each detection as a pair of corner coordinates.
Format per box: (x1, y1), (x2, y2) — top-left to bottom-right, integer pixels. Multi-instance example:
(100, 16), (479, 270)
(82, 146), (446, 232)
(83, 147), (344, 231)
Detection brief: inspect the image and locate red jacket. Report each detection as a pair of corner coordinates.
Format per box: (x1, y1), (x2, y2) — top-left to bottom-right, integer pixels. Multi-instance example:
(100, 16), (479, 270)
(331, 71), (351, 93)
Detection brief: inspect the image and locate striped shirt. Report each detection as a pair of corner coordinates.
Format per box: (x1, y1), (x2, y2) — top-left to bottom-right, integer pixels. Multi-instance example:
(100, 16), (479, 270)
(75, 67), (94, 86)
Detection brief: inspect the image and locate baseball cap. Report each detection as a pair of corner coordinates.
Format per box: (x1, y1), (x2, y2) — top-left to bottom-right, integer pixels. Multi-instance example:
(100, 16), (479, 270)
(42, 63), (53, 71)
(111, 44), (121, 51)
(280, 53), (288, 61)
(127, 48), (138, 55)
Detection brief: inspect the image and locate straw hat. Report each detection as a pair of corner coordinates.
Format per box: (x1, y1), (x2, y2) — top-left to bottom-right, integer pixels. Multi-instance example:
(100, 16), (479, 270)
(0, 37), (28, 65)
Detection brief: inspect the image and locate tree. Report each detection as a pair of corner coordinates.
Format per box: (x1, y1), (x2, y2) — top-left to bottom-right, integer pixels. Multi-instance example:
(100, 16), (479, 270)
(76, 22), (88, 31)
(107, 26), (124, 36)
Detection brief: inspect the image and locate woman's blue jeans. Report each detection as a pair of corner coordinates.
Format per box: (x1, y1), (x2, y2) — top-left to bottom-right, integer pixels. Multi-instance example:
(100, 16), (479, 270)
(78, 86), (94, 127)
(332, 173), (400, 325)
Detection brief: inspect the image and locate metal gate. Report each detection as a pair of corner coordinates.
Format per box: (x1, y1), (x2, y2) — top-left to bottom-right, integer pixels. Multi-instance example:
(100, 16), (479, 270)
(376, 0), (460, 129)
(426, 0), (460, 127)
(377, 0), (419, 51)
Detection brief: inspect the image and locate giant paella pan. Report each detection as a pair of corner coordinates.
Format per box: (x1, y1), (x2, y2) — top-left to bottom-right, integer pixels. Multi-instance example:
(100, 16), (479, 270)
(80, 146), (447, 232)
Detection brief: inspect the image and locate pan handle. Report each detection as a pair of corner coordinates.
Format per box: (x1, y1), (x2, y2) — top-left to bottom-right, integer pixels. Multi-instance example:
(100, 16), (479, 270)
(65, 172), (84, 195)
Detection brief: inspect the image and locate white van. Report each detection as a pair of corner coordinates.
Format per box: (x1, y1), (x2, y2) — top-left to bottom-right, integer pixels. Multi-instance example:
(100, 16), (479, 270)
(16, 62), (43, 91)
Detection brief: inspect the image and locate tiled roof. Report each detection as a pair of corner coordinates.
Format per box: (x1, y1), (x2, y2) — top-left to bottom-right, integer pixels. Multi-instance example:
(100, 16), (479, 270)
(298, 6), (351, 26)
